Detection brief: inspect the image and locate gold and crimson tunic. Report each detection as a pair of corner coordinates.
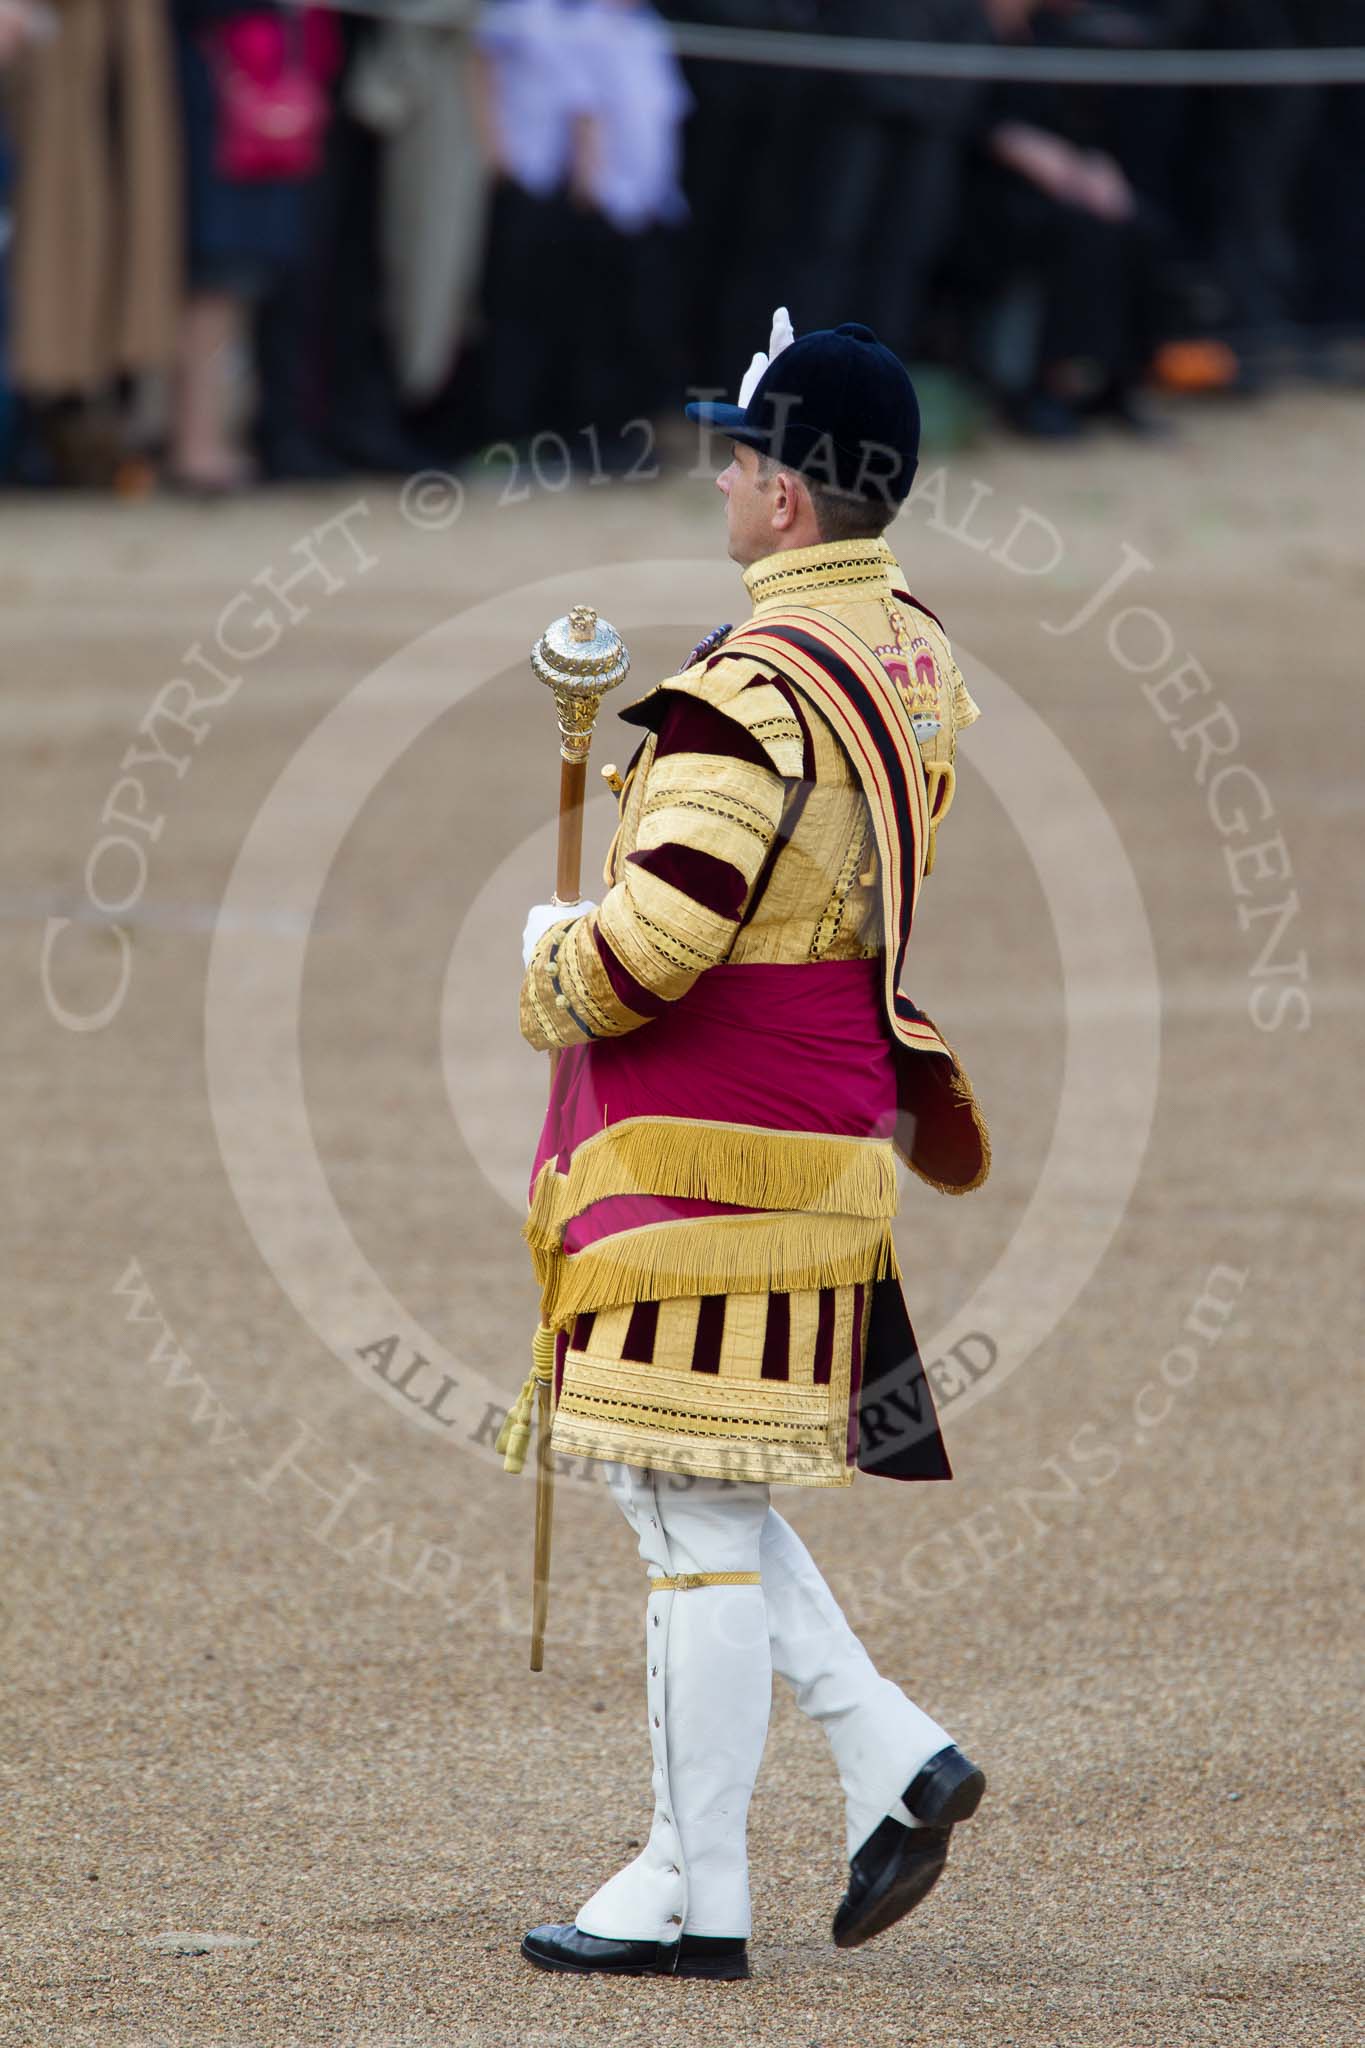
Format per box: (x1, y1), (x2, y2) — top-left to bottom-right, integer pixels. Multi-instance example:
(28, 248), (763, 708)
(520, 536), (988, 1486)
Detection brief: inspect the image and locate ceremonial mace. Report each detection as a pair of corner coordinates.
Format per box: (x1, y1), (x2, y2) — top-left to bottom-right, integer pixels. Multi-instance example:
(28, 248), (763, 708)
(523, 603), (630, 1670)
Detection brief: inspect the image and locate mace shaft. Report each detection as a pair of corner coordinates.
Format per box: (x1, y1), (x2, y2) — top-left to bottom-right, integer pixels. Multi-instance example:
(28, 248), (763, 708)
(555, 755), (587, 904)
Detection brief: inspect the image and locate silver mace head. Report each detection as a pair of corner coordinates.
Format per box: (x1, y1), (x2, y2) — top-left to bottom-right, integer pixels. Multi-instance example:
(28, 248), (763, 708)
(531, 604), (631, 761)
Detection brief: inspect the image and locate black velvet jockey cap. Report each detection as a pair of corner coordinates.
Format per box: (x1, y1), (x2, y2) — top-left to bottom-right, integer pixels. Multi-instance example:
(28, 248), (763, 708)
(686, 322), (921, 504)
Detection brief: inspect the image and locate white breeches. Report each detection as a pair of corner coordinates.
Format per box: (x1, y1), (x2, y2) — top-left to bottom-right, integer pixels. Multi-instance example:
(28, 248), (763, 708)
(574, 1463), (953, 1943)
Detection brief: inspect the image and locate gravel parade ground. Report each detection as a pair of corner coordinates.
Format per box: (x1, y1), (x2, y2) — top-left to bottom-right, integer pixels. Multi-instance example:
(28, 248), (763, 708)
(4, 391), (1361, 2047)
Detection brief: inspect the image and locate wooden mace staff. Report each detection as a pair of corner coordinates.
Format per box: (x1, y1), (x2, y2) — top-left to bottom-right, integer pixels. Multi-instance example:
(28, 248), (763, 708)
(525, 603), (631, 1670)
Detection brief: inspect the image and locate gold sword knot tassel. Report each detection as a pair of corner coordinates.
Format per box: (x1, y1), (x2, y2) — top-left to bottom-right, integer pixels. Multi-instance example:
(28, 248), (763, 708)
(495, 1323), (558, 1475)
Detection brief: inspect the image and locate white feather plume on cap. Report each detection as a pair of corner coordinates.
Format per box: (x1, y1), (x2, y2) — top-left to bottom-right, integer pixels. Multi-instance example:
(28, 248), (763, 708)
(737, 306), (795, 408)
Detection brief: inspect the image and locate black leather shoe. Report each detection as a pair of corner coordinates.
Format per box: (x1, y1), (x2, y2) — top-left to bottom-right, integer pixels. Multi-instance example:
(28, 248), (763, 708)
(521, 1922), (749, 1979)
(832, 1743), (986, 1949)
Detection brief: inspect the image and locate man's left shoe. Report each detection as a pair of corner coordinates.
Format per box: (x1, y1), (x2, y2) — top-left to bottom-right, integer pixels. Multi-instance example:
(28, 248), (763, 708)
(832, 1743), (986, 1949)
(521, 1923), (750, 1979)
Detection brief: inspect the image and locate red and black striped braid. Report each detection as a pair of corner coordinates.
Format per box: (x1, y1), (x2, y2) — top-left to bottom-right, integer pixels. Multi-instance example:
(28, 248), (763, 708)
(714, 608), (936, 1054)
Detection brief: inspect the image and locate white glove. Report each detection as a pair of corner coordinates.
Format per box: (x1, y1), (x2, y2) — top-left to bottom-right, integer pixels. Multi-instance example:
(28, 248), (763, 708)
(522, 899), (595, 969)
(737, 304), (795, 407)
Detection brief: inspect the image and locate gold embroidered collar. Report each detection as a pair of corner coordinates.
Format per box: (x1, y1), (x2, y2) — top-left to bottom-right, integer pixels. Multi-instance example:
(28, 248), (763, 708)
(743, 535), (901, 611)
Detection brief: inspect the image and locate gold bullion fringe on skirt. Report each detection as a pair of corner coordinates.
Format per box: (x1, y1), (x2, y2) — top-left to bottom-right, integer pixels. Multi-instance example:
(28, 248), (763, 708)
(525, 1117), (899, 1264)
(535, 1209), (900, 1332)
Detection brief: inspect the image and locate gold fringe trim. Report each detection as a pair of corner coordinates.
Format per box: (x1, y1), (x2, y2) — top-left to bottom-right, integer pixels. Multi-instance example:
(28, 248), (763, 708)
(526, 1158), (562, 1249)
(523, 1120), (899, 1255)
(537, 1211), (899, 1330)
(651, 1571), (761, 1591)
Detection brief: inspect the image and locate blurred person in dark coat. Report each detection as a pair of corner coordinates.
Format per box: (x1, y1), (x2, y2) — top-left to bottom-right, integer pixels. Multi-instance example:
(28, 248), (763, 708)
(1292, 0), (1365, 343)
(960, 0), (1171, 435)
(568, 0), (691, 446)
(1153, 0), (1365, 372)
(792, 0), (989, 358)
(1184, 0), (1313, 349)
(473, 0), (598, 444)
(669, 0), (821, 394)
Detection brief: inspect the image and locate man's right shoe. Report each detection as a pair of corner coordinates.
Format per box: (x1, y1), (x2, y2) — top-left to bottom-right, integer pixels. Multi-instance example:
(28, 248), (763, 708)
(832, 1743), (986, 1949)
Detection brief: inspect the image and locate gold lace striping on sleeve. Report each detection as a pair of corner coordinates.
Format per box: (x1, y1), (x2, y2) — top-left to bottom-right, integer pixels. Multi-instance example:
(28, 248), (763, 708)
(518, 714), (788, 1054)
(951, 665), (981, 732)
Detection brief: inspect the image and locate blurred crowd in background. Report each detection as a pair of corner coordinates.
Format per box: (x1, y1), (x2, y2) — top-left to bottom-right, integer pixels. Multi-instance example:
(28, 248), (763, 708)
(0, 0), (1361, 493)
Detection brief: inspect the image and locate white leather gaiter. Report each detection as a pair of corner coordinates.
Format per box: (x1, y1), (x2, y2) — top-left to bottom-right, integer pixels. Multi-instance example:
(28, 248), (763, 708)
(575, 1464), (772, 1942)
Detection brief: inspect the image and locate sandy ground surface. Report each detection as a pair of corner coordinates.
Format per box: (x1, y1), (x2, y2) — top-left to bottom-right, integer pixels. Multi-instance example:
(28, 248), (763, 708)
(3, 390), (1362, 2048)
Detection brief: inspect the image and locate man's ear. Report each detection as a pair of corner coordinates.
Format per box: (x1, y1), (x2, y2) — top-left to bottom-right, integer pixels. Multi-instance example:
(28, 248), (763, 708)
(771, 468), (802, 533)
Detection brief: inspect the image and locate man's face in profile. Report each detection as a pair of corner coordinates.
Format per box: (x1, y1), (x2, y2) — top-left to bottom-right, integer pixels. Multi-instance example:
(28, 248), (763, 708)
(717, 442), (777, 567)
